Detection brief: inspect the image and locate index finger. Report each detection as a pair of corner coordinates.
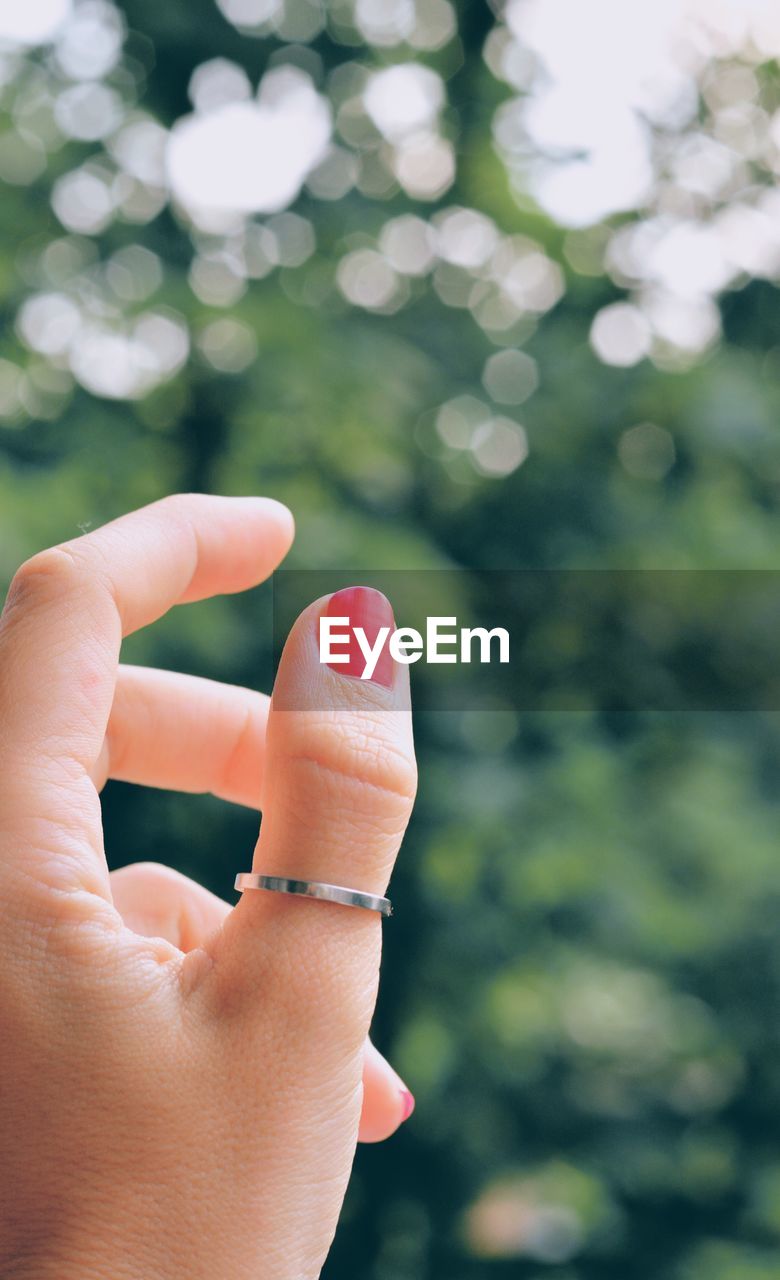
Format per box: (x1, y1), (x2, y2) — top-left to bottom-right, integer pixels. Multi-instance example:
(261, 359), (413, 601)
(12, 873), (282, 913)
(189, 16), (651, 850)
(0, 494), (293, 893)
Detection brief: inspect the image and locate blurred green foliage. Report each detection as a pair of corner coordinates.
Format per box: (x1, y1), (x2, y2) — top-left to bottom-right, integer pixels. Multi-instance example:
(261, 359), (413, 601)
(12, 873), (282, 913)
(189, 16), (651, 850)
(3, 0), (780, 1277)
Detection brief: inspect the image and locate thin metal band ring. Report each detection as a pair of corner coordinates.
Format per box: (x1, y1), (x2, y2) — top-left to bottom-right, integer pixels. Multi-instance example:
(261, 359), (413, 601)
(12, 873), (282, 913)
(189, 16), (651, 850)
(234, 873), (392, 917)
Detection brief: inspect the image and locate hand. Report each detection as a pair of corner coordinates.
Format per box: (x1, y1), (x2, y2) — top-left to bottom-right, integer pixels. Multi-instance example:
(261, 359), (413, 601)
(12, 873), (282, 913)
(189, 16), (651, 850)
(0, 495), (417, 1280)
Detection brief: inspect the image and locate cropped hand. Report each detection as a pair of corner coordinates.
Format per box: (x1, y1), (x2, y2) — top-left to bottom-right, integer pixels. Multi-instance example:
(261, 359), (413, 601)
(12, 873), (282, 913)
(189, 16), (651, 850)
(0, 495), (417, 1280)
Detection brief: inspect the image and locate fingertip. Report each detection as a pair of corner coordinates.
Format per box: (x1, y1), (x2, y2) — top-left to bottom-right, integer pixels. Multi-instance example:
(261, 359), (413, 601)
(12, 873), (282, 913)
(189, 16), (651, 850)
(241, 496), (295, 560)
(323, 586), (395, 688)
(266, 497), (296, 550)
(400, 1088), (415, 1122)
(358, 1041), (416, 1143)
(166, 495), (295, 604)
(272, 590), (412, 714)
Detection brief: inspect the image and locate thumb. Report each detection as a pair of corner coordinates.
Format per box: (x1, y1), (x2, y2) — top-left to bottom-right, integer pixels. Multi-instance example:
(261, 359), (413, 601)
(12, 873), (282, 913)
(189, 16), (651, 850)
(183, 588), (416, 1273)
(197, 586), (416, 1037)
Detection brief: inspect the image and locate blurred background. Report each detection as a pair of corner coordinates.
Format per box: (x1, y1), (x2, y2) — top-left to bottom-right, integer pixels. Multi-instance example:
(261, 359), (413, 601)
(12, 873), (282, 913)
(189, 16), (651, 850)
(2, 0), (780, 1275)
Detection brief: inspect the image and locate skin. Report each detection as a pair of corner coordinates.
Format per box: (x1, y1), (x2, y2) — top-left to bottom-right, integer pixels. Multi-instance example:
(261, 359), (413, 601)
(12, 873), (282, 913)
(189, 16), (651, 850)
(0, 494), (417, 1280)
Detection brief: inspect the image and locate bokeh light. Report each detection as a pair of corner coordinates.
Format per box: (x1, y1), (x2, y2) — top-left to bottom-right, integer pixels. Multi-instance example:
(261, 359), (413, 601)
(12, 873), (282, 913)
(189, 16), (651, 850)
(0, 0), (72, 45)
(167, 68), (331, 220)
(7, 0), (774, 400)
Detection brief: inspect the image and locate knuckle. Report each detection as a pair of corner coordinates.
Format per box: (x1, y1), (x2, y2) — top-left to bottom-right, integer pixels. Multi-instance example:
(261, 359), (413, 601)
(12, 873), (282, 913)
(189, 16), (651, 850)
(153, 492), (204, 537)
(6, 545), (83, 609)
(281, 713), (418, 812)
(10, 873), (120, 974)
(153, 492), (191, 522)
(156, 491), (197, 512)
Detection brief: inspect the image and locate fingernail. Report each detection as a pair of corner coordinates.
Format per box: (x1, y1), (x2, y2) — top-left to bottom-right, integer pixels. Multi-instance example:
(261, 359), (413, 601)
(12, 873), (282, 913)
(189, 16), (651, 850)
(322, 586), (395, 688)
(400, 1089), (415, 1122)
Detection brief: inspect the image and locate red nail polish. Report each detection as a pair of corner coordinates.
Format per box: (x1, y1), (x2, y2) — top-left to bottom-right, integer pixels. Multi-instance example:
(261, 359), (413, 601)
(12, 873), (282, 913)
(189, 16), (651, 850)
(400, 1089), (415, 1122)
(322, 586), (395, 688)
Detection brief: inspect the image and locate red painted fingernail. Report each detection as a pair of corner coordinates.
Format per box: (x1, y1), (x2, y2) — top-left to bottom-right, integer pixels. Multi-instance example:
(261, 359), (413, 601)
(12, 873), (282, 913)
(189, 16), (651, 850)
(400, 1089), (415, 1122)
(322, 586), (395, 688)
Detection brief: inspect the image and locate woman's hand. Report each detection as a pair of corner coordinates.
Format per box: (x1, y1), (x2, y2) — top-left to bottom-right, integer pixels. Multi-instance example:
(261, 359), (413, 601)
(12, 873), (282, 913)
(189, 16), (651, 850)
(0, 495), (417, 1280)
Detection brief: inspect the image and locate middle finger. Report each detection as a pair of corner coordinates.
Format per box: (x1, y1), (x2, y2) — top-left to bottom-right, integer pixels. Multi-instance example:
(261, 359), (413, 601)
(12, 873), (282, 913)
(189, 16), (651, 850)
(95, 665), (269, 808)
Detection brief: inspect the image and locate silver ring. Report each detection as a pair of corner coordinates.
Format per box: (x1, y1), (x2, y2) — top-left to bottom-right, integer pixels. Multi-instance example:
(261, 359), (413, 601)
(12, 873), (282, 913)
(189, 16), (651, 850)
(234, 873), (392, 917)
